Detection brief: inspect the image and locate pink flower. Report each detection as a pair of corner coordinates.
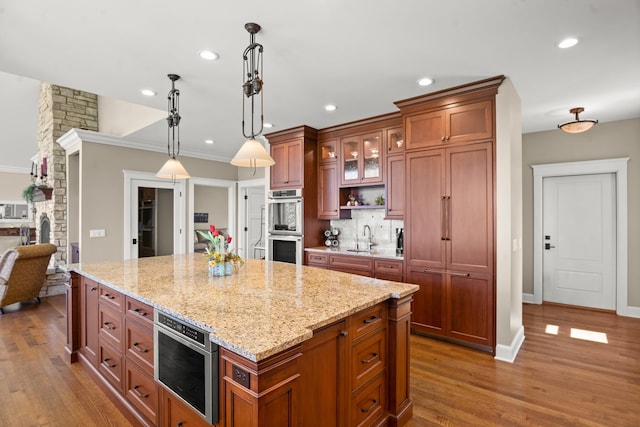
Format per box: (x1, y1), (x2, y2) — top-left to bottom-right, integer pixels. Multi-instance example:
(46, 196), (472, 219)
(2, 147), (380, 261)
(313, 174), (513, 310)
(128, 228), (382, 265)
(227, 236), (232, 244)
(213, 230), (220, 237)
(209, 224), (216, 232)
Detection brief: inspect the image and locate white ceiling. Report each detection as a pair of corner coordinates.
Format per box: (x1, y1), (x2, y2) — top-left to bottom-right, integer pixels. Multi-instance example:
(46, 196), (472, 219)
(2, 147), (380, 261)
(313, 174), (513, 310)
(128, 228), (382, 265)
(1, 0), (639, 172)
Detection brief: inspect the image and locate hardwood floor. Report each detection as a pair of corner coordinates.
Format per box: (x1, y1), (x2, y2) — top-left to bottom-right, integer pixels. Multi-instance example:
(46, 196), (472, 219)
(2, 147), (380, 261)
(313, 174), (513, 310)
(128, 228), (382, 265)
(0, 295), (638, 426)
(407, 303), (640, 426)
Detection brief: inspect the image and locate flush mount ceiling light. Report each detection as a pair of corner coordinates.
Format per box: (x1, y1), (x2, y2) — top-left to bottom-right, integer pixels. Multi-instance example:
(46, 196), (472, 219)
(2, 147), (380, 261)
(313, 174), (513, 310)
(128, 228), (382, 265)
(205, 139), (214, 144)
(231, 22), (275, 175)
(156, 74), (190, 180)
(558, 107), (598, 134)
(140, 89), (156, 97)
(417, 77), (434, 87)
(324, 104), (337, 111)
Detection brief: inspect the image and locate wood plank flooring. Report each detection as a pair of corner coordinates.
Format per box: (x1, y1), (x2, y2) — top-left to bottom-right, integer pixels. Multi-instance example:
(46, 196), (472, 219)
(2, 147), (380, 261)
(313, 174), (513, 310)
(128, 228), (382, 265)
(0, 295), (638, 426)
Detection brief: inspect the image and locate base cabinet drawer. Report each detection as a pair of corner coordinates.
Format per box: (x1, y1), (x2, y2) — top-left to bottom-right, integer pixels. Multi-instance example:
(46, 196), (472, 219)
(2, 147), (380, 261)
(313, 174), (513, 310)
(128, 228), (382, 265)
(125, 360), (159, 425)
(160, 386), (211, 427)
(98, 342), (124, 393)
(352, 330), (386, 390)
(126, 320), (154, 375)
(351, 372), (386, 427)
(99, 304), (124, 349)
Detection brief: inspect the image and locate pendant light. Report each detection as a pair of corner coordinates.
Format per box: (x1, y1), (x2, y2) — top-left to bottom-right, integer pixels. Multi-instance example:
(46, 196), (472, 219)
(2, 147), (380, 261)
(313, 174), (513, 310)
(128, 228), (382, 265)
(231, 22), (275, 175)
(157, 74), (190, 180)
(558, 107), (598, 134)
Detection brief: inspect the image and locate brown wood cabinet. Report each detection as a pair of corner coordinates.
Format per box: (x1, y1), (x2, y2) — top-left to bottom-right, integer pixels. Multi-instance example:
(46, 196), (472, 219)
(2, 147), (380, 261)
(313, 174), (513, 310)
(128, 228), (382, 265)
(270, 138), (303, 189)
(80, 276), (100, 366)
(397, 77), (502, 353)
(340, 131), (384, 187)
(385, 154), (404, 220)
(318, 162), (340, 220)
(160, 386), (211, 427)
(305, 251), (405, 282)
(404, 99), (493, 150)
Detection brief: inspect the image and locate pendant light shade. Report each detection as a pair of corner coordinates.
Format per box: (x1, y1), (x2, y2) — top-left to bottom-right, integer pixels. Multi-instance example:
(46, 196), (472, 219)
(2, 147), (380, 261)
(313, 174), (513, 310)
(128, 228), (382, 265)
(558, 107), (598, 134)
(157, 74), (190, 180)
(230, 138), (275, 168)
(234, 22), (275, 175)
(156, 157), (191, 180)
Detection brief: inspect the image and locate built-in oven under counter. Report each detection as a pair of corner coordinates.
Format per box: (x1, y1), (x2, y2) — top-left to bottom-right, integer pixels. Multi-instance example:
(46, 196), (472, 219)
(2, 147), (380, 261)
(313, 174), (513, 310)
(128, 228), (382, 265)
(154, 311), (218, 424)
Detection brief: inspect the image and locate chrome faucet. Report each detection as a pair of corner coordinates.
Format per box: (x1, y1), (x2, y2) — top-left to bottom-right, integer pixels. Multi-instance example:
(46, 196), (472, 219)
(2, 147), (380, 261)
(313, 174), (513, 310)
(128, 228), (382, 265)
(363, 225), (373, 250)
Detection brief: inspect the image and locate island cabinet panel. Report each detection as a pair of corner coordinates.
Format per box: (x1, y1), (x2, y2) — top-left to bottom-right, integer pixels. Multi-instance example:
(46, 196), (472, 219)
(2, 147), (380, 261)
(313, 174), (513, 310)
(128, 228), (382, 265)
(80, 276), (100, 366)
(299, 321), (348, 427)
(221, 346), (301, 427)
(125, 357), (159, 424)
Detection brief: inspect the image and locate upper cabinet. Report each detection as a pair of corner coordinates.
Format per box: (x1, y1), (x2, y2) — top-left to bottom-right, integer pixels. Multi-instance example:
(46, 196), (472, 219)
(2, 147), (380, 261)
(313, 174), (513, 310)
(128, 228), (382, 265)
(386, 126), (404, 155)
(267, 126), (318, 190)
(404, 99), (493, 150)
(340, 131), (383, 186)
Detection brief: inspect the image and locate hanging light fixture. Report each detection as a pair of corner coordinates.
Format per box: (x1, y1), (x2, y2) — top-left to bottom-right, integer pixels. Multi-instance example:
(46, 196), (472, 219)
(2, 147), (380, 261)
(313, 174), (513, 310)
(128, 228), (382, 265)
(157, 74), (190, 180)
(558, 107), (598, 134)
(231, 22), (275, 175)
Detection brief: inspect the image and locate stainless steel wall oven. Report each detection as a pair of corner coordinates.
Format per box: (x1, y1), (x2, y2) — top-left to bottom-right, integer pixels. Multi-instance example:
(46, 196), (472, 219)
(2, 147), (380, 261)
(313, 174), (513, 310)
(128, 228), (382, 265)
(267, 189), (303, 235)
(154, 311), (218, 423)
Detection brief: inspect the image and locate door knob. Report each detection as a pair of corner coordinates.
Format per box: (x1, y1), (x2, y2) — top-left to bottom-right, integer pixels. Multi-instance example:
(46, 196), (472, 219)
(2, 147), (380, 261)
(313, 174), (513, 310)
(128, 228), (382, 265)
(545, 243), (556, 250)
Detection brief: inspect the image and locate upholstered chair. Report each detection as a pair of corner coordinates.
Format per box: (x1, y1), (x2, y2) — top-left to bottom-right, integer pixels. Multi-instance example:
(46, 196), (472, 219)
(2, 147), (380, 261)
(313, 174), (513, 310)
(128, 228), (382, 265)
(0, 243), (57, 314)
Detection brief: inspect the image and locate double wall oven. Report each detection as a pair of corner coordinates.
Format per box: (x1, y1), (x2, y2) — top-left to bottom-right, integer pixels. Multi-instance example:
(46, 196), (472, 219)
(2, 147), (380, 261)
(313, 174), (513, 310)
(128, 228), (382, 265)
(267, 189), (303, 264)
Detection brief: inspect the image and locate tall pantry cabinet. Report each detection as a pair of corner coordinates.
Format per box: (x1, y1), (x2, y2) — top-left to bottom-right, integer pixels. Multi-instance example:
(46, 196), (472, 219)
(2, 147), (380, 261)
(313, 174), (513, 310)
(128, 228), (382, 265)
(396, 76), (504, 353)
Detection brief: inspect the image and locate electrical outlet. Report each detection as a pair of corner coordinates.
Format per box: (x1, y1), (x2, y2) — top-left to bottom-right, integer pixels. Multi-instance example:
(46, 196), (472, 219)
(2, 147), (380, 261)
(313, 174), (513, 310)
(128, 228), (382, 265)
(90, 229), (105, 238)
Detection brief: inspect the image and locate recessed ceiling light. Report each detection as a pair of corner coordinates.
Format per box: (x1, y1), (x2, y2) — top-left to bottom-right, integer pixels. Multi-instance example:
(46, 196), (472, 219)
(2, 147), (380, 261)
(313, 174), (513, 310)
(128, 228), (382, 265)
(205, 139), (214, 144)
(557, 37), (579, 49)
(263, 123), (274, 128)
(324, 104), (337, 112)
(199, 50), (220, 61)
(417, 77), (434, 87)
(140, 89), (156, 97)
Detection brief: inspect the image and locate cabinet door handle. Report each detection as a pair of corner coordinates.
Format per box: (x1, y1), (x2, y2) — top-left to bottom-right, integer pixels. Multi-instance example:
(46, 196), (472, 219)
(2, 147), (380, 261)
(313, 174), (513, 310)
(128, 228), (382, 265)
(441, 196), (448, 241)
(423, 268), (446, 274)
(449, 271), (471, 277)
(340, 330), (348, 337)
(133, 385), (150, 398)
(446, 196), (451, 241)
(361, 353), (378, 364)
(441, 136), (446, 142)
(102, 358), (116, 368)
(363, 315), (378, 324)
(103, 322), (114, 330)
(361, 399), (378, 413)
(133, 342), (148, 353)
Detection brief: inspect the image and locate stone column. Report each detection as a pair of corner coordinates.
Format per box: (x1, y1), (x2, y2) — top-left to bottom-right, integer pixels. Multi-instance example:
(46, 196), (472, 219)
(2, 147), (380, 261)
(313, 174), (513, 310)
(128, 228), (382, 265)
(37, 83), (98, 265)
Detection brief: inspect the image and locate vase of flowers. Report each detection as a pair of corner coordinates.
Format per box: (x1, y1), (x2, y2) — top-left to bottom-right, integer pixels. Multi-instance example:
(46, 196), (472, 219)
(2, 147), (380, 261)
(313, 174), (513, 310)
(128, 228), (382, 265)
(197, 225), (243, 277)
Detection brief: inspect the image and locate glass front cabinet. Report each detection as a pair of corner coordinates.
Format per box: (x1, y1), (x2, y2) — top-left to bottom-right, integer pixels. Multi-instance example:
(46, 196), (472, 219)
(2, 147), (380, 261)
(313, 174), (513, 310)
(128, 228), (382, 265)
(339, 131), (383, 186)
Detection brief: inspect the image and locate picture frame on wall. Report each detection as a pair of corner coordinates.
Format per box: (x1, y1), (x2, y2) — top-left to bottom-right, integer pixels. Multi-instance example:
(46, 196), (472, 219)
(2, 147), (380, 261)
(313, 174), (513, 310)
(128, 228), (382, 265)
(194, 212), (208, 223)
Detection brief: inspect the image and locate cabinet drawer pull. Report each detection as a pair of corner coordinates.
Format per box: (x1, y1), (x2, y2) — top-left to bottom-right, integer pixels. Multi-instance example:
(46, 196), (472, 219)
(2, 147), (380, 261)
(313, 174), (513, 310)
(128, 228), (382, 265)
(102, 358), (116, 368)
(103, 322), (114, 330)
(177, 422), (183, 427)
(133, 308), (147, 317)
(133, 342), (148, 353)
(133, 385), (150, 398)
(340, 330), (348, 337)
(423, 268), (446, 274)
(361, 353), (378, 364)
(361, 399), (378, 413)
(103, 293), (115, 300)
(90, 287), (97, 291)
(363, 315), (377, 324)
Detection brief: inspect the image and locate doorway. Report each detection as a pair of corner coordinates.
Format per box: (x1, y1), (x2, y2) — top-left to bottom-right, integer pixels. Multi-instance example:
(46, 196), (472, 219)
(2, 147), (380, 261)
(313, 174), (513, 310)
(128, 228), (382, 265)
(531, 158), (630, 315)
(123, 171), (186, 260)
(238, 179), (266, 260)
(188, 178), (236, 254)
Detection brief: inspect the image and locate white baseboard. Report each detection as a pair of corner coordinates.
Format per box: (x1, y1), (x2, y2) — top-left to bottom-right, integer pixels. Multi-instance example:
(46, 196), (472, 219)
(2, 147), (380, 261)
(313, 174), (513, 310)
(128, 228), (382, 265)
(494, 325), (525, 363)
(522, 293), (536, 304)
(618, 304), (640, 318)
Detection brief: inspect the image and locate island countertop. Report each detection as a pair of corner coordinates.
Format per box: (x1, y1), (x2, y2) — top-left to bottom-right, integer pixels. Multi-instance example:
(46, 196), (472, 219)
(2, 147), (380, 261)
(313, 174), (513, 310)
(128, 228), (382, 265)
(70, 254), (418, 362)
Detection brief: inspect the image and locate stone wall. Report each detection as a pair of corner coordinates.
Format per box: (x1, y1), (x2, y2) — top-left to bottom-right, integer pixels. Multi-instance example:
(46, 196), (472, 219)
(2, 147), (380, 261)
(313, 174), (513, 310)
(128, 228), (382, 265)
(37, 83), (98, 295)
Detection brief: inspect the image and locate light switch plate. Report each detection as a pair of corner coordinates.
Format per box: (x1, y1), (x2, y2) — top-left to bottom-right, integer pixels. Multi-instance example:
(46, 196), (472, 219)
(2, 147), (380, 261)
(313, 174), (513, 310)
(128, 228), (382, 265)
(89, 229), (105, 238)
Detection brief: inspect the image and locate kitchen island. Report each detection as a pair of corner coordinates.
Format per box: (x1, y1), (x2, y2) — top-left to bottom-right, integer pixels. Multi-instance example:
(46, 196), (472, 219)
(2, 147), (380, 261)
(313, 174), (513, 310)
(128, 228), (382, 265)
(65, 254), (418, 427)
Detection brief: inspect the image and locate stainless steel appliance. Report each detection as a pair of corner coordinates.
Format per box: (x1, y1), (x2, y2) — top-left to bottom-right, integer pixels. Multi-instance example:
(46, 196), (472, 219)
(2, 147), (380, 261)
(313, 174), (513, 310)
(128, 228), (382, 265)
(267, 189), (303, 235)
(268, 234), (303, 265)
(154, 311), (218, 423)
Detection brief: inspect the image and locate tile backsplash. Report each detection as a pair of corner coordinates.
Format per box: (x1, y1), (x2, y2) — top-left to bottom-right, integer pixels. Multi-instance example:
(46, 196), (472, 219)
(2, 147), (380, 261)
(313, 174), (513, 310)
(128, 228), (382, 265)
(329, 209), (404, 252)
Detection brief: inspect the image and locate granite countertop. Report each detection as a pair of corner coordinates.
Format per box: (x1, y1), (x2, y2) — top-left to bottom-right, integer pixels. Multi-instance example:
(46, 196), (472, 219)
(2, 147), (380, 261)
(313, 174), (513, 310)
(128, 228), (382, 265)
(71, 255), (417, 362)
(305, 246), (404, 261)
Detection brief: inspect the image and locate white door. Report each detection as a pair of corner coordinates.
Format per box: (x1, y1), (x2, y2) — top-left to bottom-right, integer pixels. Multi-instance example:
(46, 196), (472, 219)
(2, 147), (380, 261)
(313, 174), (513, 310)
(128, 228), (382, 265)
(542, 173), (616, 309)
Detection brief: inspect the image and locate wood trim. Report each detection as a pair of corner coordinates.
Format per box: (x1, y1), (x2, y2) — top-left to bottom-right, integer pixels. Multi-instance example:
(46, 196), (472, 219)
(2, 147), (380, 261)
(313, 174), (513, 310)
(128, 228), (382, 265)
(319, 112), (402, 139)
(65, 271), (80, 363)
(387, 294), (414, 426)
